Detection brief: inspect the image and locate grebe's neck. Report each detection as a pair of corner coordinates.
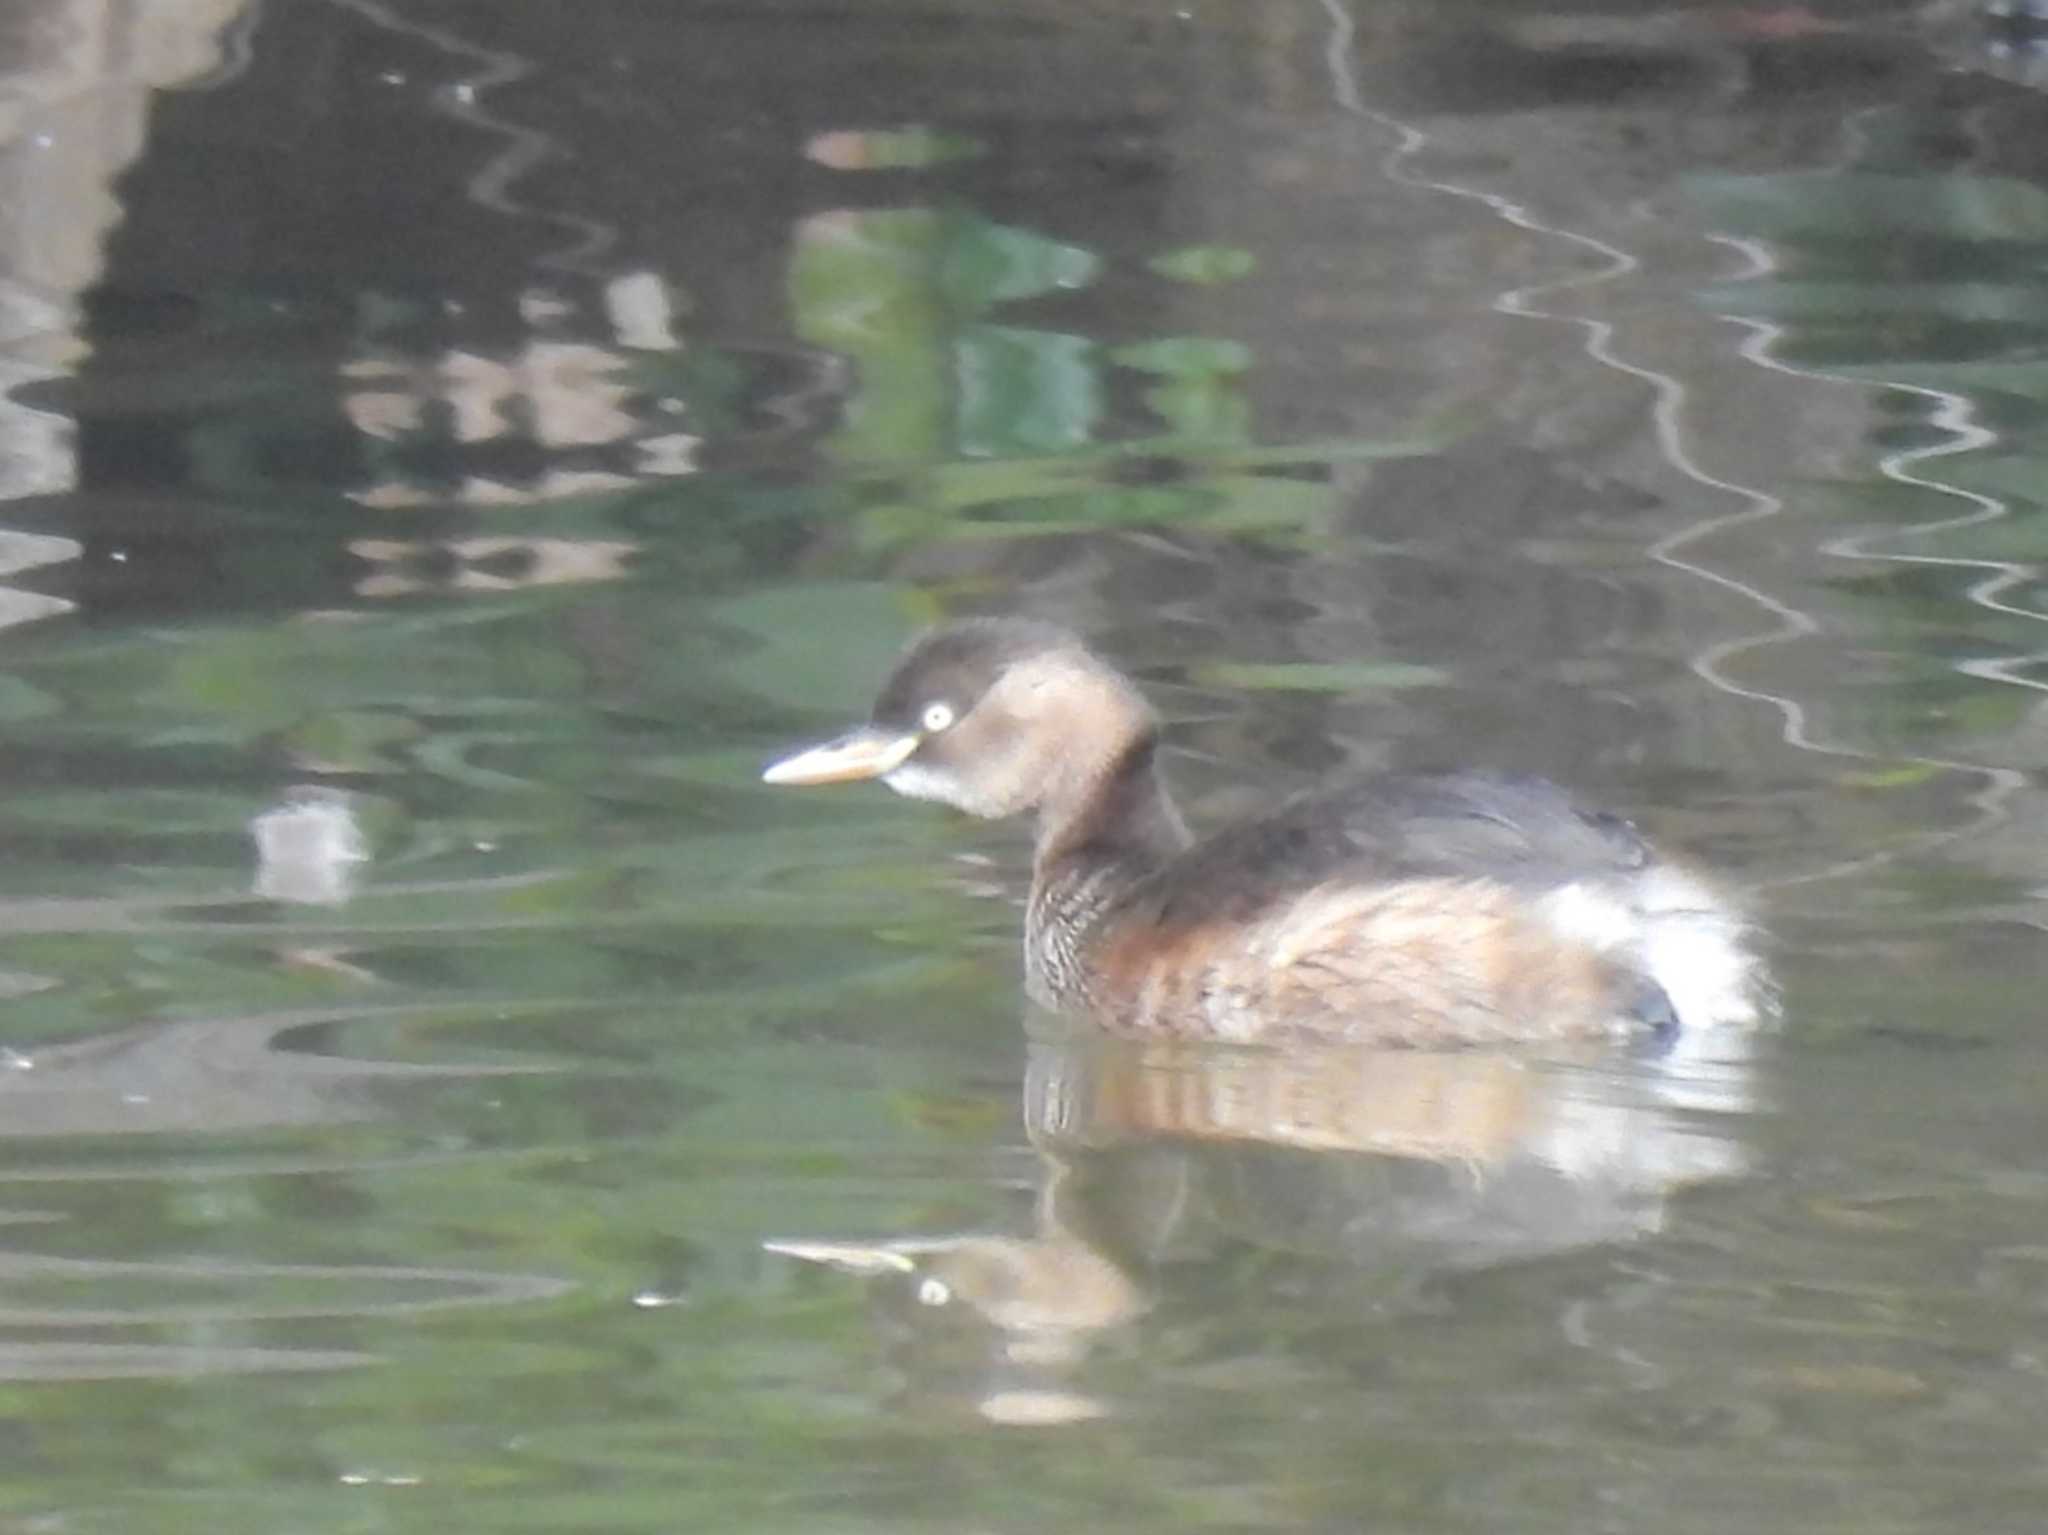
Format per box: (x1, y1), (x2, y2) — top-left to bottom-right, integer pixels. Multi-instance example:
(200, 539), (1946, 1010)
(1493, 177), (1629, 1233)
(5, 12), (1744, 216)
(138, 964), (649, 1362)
(1025, 731), (1190, 1010)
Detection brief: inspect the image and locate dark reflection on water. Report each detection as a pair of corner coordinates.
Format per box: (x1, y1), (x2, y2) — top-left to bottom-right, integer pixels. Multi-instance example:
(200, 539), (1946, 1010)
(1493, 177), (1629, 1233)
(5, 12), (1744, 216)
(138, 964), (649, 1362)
(5, 0), (2048, 1530)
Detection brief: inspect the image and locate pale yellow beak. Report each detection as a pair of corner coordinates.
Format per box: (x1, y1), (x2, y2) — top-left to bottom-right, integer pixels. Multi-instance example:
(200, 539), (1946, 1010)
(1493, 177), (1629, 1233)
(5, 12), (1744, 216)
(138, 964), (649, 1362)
(761, 727), (919, 786)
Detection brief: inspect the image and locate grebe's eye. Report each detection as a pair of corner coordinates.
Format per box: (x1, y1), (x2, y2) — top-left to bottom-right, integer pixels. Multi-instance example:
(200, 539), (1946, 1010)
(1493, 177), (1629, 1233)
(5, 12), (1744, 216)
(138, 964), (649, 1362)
(921, 701), (956, 733)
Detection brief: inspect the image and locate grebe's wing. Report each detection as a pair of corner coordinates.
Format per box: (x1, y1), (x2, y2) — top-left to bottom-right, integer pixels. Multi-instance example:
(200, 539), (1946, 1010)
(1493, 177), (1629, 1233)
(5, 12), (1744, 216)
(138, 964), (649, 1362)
(1134, 772), (1649, 928)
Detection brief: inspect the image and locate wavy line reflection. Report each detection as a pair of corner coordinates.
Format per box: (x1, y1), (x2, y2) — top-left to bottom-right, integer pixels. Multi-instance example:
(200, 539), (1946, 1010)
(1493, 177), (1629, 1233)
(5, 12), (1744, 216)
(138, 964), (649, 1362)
(1692, 246), (2034, 891)
(1317, 0), (2028, 897)
(325, 0), (616, 273)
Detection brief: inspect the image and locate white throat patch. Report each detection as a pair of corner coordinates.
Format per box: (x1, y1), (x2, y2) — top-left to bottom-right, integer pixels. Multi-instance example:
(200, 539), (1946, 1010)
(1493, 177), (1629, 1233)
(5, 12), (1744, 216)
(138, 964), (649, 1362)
(882, 761), (967, 808)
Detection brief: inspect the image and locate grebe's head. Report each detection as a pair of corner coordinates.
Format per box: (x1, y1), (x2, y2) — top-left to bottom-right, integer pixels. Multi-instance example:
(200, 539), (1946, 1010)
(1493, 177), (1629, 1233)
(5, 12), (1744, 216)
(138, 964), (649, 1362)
(762, 619), (1154, 818)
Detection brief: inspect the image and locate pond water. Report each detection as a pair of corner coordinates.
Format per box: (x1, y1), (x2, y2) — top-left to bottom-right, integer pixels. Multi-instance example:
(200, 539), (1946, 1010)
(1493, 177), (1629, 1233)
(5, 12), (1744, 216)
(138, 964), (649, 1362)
(4, 0), (2048, 1529)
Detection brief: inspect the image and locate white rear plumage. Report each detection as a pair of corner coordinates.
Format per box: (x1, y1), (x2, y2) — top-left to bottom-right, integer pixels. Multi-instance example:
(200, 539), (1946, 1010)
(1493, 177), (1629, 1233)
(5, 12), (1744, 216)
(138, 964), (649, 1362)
(1537, 864), (1772, 1034)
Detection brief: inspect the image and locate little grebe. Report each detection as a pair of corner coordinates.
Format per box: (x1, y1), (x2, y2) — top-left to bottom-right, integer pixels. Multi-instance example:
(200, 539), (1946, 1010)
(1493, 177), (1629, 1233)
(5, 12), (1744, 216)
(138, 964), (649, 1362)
(764, 619), (1768, 1045)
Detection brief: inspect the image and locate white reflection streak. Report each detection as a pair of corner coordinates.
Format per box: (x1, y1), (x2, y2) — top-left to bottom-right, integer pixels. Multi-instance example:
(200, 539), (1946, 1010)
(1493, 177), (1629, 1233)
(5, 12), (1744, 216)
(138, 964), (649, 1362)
(184, 0), (267, 91)
(322, 0), (615, 272)
(1318, 0), (2023, 889)
(1316, 1), (1800, 707)
(1718, 236), (2045, 685)
(1695, 236), (2028, 888)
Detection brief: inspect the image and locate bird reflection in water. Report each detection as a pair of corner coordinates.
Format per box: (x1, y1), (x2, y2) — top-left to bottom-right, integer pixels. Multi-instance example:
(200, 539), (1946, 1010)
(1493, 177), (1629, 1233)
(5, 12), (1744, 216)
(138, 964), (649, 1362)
(768, 1024), (1758, 1426)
